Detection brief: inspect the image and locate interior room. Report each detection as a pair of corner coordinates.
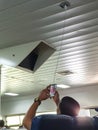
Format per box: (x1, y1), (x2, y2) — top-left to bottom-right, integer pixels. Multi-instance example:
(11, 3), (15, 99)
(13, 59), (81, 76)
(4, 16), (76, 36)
(0, 0), (98, 129)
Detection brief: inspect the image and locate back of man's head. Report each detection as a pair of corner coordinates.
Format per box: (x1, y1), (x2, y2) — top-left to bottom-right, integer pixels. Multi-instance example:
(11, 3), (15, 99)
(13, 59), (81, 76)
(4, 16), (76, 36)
(0, 120), (4, 128)
(59, 96), (80, 116)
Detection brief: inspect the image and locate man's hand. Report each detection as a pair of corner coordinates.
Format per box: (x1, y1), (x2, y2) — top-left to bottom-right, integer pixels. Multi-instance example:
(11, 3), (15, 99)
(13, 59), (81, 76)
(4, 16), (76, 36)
(38, 88), (50, 101)
(53, 91), (60, 106)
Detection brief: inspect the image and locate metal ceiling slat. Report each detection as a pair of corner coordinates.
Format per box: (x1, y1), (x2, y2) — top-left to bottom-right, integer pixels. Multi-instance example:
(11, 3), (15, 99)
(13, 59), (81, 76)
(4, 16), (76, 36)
(0, 1), (97, 33)
(47, 26), (98, 43)
(33, 1), (98, 27)
(0, 0), (29, 12)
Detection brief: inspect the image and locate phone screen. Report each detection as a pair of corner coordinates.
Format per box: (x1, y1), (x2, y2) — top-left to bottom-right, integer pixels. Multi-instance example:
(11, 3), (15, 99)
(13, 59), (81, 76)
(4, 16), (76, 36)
(50, 84), (57, 97)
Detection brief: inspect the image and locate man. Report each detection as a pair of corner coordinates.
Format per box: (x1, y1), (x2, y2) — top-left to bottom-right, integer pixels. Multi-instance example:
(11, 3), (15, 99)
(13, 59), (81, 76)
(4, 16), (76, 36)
(23, 86), (80, 130)
(0, 120), (6, 130)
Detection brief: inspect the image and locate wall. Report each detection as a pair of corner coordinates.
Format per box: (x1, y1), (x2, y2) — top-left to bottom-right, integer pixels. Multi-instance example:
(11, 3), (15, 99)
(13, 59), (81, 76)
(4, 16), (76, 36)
(1, 95), (57, 118)
(90, 109), (98, 117)
(1, 84), (98, 118)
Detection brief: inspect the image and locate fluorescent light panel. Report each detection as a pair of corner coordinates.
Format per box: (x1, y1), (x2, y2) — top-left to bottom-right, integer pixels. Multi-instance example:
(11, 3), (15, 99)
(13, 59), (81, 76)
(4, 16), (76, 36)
(0, 116), (2, 119)
(57, 84), (70, 88)
(4, 93), (19, 96)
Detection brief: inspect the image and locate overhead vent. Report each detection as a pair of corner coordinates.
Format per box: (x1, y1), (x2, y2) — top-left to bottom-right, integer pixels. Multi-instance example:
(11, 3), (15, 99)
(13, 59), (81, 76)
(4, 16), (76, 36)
(57, 70), (73, 76)
(0, 40), (55, 72)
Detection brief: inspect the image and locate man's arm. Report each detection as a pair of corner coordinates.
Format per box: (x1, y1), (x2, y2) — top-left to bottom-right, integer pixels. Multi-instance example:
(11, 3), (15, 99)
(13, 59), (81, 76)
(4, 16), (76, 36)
(23, 101), (39, 130)
(53, 91), (60, 106)
(23, 88), (50, 130)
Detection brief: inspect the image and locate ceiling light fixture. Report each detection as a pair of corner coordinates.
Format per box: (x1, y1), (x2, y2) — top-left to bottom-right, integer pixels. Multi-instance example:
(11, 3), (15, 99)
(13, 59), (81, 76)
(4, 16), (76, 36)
(59, 1), (70, 10)
(4, 93), (19, 96)
(0, 116), (2, 119)
(57, 84), (70, 88)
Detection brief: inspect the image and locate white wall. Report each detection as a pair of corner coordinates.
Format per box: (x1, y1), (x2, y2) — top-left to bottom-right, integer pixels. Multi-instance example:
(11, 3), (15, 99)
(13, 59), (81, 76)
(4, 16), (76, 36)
(90, 109), (98, 117)
(1, 84), (98, 118)
(1, 95), (57, 118)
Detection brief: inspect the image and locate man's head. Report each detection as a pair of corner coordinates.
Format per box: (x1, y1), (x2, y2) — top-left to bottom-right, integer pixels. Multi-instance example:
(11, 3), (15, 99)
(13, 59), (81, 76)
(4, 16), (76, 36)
(0, 120), (4, 128)
(58, 96), (80, 116)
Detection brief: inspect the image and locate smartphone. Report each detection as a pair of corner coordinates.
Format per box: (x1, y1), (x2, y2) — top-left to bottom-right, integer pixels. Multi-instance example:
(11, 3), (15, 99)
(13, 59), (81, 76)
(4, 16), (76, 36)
(50, 84), (57, 97)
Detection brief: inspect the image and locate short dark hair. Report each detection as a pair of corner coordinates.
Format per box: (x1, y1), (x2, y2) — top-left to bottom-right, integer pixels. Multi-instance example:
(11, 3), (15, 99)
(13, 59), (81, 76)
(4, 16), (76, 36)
(59, 96), (80, 116)
(0, 120), (4, 127)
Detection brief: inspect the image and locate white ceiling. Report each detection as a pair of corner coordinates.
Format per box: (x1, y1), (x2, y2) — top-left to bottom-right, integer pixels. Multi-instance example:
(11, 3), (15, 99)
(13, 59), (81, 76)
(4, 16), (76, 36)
(0, 0), (98, 108)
